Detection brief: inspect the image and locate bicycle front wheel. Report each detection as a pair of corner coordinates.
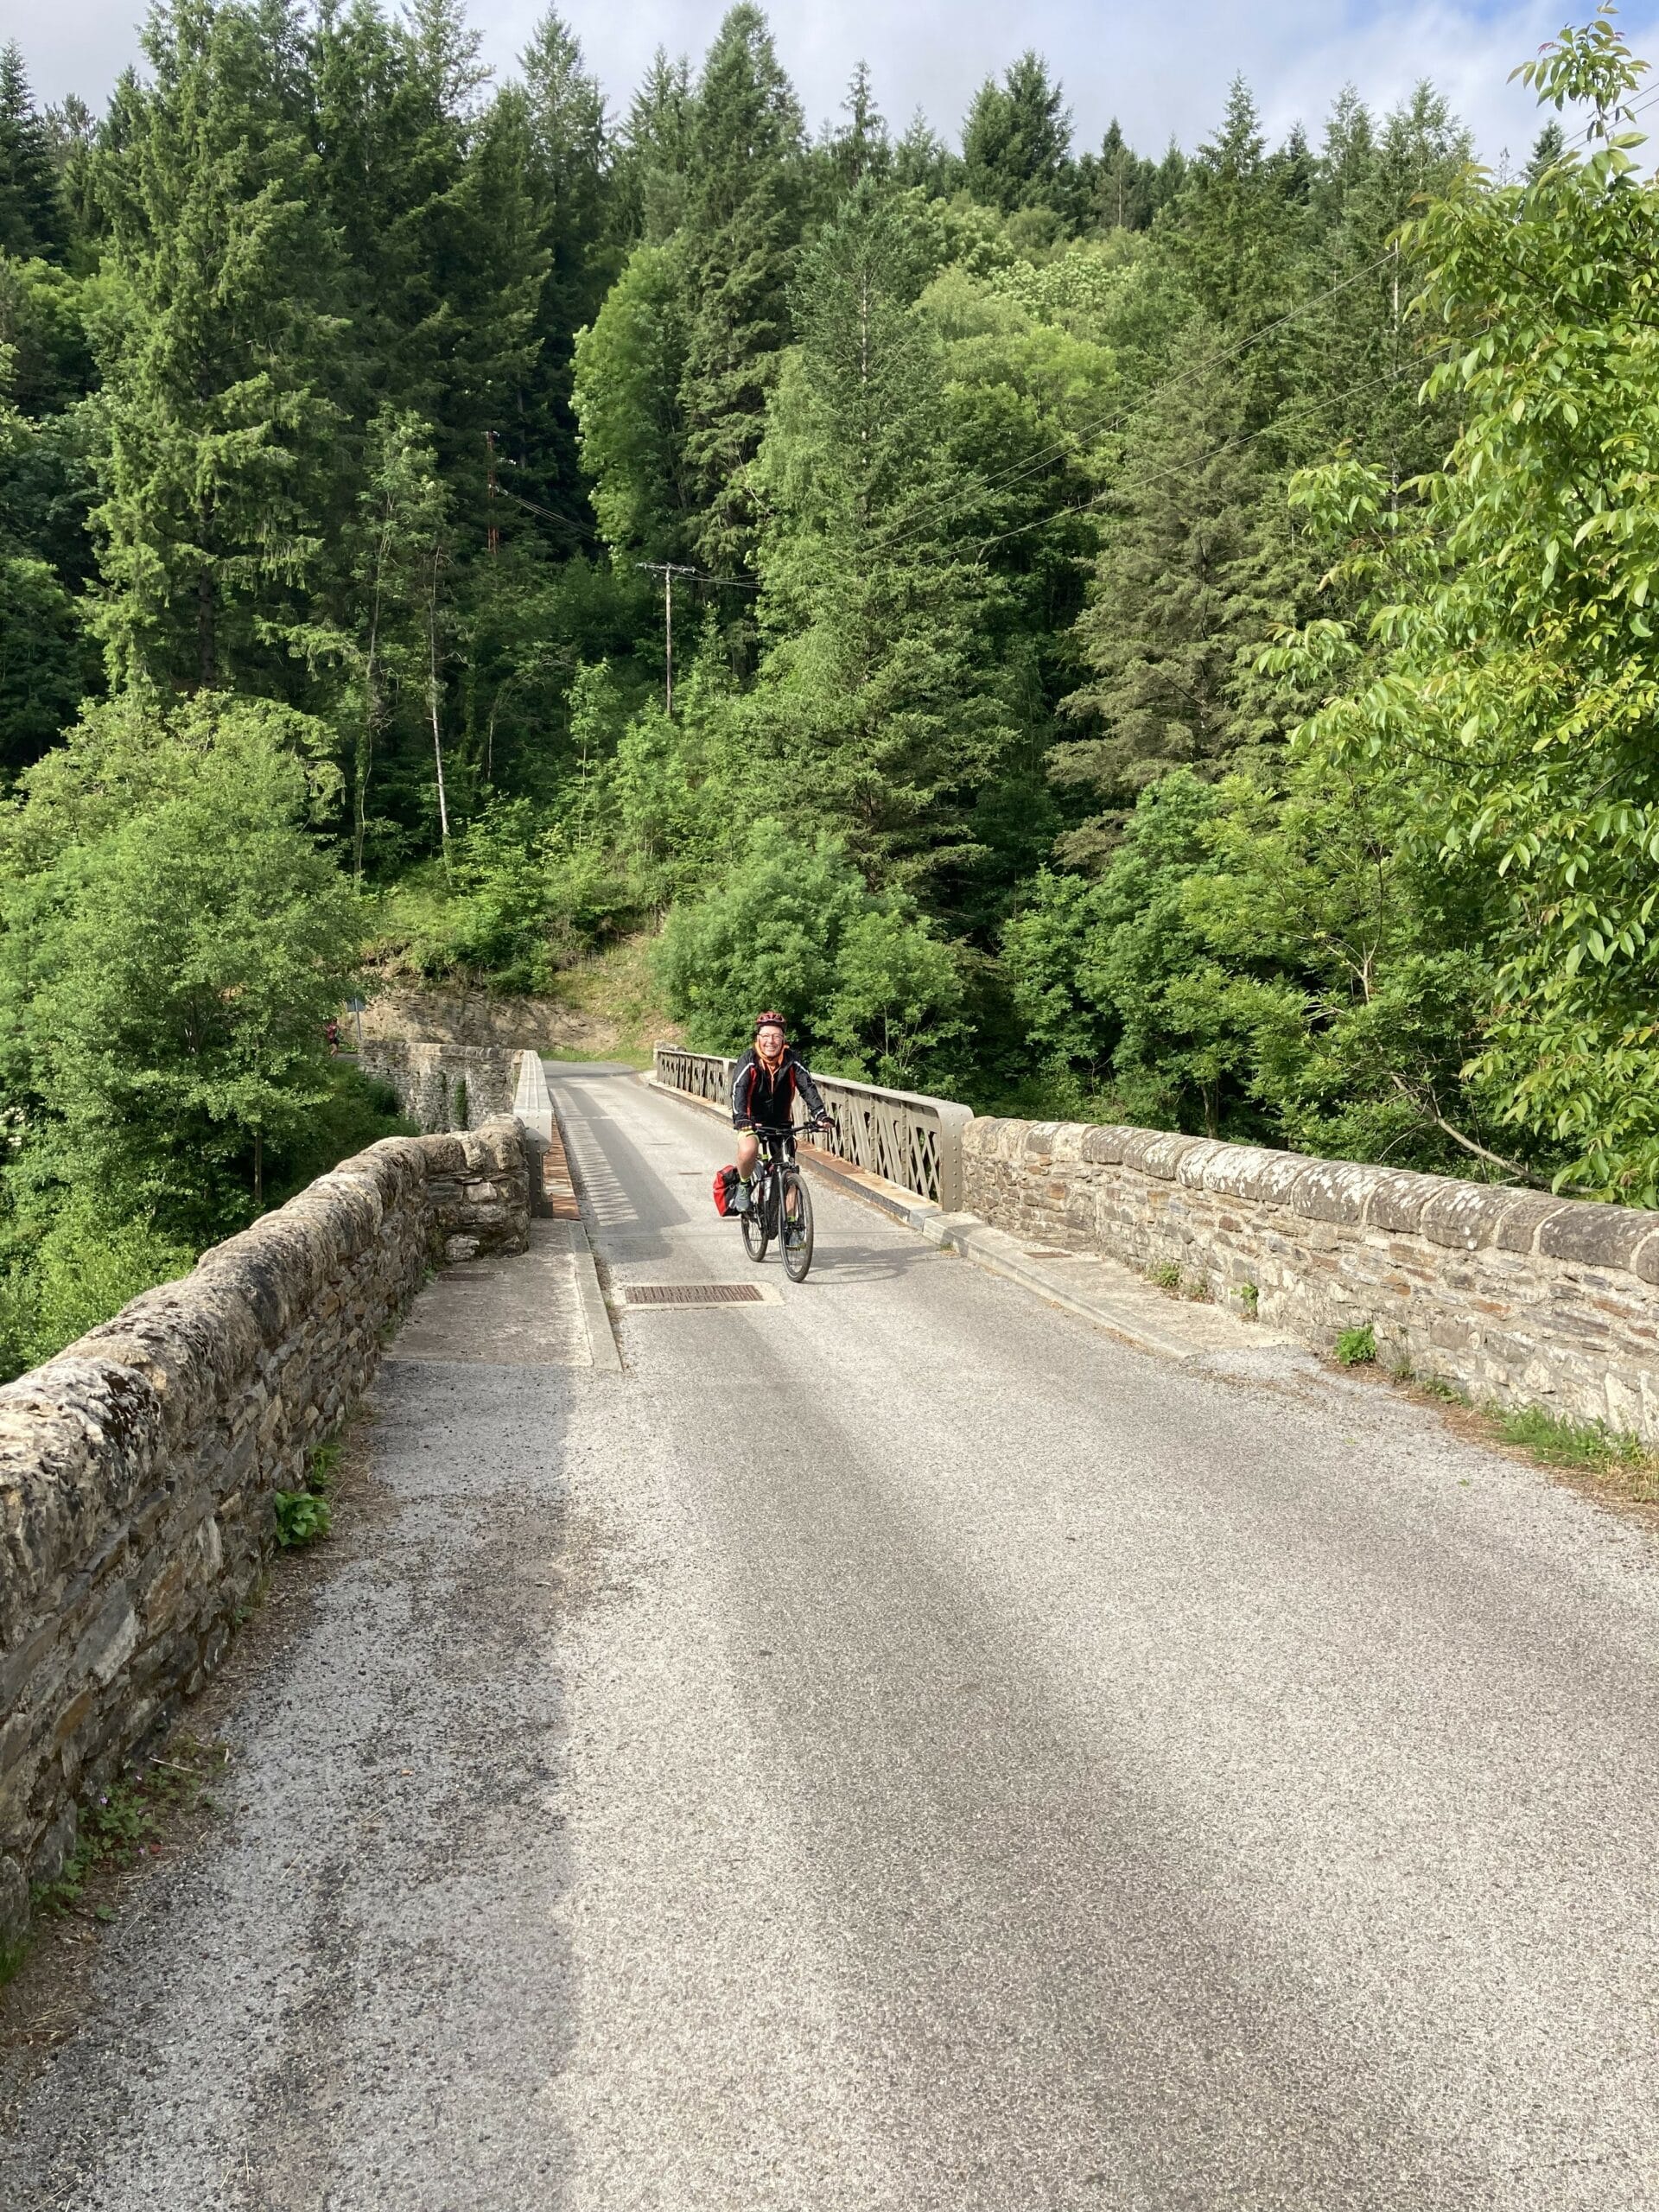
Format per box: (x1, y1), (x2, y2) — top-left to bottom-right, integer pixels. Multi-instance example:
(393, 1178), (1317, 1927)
(742, 1177), (770, 1262)
(780, 1165), (814, 1282)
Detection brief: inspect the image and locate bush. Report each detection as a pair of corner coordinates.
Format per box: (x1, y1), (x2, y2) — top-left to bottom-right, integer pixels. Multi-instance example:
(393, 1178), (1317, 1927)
(1335, 1324), (1376, 1366)
(657, 820), (962, 1086)
(0, 1195), (195, 1382)
(264, 1065), (415, 1206)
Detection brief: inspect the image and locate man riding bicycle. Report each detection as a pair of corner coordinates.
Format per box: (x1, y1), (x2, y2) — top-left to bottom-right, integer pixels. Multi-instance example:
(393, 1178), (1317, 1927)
(731, 1012), (828, 1212)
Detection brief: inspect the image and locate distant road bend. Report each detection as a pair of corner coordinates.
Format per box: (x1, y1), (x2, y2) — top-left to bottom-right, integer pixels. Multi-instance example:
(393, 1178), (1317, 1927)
(5, 1062), (1659, 2209)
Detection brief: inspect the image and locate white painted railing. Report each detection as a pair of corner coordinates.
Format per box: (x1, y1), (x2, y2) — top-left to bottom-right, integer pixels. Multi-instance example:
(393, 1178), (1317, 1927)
(652, 1046), (973, 1212)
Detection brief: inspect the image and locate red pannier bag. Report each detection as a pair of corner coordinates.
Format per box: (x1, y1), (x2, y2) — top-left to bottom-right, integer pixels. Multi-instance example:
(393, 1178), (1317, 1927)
(713, 1166), (741, 1217)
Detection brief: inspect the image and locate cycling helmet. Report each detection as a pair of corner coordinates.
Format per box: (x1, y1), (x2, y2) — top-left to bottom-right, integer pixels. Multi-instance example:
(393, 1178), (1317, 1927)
(753, 1010), (788, 1036)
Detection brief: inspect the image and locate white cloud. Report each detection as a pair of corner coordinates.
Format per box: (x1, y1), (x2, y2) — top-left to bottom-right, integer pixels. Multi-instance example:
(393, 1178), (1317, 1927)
(20, 0), (1659, 167)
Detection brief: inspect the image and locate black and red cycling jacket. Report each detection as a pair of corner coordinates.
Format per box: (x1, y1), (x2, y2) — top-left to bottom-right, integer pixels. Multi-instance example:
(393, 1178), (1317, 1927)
(730, 1046), (828, 1131)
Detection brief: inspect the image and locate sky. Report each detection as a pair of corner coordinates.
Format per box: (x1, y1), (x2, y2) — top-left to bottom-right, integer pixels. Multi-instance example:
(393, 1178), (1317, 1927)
(20, 0), (1659, 168)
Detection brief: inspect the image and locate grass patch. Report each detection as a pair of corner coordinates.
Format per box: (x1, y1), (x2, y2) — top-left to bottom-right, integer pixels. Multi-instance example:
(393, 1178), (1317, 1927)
(1490, 1404), (1653, 1484)
(1335, 1324), (1376, 1366)
(1236, 1281), (1259, 1315)
(30, 1736), (229, 1922)
(1148, 1261), (1182, 1294)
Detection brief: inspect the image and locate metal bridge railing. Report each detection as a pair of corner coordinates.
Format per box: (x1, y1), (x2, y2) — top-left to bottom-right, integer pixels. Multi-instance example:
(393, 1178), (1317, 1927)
(652, 1046), (972, 1213)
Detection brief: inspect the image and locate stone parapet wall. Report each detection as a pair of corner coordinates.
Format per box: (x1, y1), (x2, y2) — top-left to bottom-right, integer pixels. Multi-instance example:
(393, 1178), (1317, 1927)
(964, 1119), (1659, 1440)
(0, 1120), (530, 1949)
(359, 1041), (522, 1133)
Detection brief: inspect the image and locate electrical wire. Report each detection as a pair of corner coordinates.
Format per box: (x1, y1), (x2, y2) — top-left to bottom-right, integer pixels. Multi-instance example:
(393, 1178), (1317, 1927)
(864, 248), (1404, 562)
(490, 480), (611, 550)
(969, 346), (1455, 561)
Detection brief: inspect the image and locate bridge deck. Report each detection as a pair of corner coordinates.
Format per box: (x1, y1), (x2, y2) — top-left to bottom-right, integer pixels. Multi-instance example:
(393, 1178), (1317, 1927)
(4, 1063), (1659, 2208)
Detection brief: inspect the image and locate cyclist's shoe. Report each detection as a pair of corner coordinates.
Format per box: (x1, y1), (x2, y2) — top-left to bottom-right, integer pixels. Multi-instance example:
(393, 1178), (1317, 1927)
(731, 1179), (752, 1214)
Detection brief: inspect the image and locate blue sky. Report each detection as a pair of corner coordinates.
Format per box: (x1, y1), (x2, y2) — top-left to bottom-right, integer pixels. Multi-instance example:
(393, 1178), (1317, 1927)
(24, 1), (1659, 167)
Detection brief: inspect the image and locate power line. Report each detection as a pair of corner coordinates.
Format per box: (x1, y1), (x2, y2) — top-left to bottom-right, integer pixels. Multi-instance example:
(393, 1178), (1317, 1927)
(970, 346), (1455, 561)
(867, 248), (1403, 561)
(491, 478), (611, 551)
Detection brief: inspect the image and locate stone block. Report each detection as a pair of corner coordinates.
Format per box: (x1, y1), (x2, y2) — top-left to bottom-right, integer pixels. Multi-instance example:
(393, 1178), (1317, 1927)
(1121, 1130), (1206, 1181)
(1198, 1145), (1313, 1209)
(1172, 1141), (1230, 1191)
(1079, 1126), (1132, 1165)
(1537, 1202), (1657, 1272)
(1419, 1184), (1528, 1252)
(1286, 1160), (1376, 1224)
(1363, 1171), (1444, 1234)
(1488, 1193), (1572, 1255)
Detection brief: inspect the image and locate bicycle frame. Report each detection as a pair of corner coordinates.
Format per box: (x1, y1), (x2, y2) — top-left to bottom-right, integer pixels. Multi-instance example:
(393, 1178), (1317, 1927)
(748, 1128), (795, 1234)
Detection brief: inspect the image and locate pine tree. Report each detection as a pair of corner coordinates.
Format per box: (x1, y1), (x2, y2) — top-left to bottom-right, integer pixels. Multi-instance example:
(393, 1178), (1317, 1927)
(1528, 119), (1566, 180)
(518, 11), (613, 530)
(91, 0), (346, 696)
(426, 83), (545, 501)
(893, 108), (955, 197)
(0, 43), (68, 262)
(961, 52), (1073, 216)
(1094, 120), (1158, 231)
(1287, 82), (1469, 484)
(1172, 79), (1301, 331)
(753, 184), (1018, 895)
(615, 48), (694, 245)
(1052, 325), (1296, 864)
(42, 97), (99, 253)
(678, 3), (805, 575)
(830, 62), (890, 189)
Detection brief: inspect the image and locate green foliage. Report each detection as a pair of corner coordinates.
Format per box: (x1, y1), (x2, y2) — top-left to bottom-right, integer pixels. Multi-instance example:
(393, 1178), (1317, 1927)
(274, 1428), (341, 1548)
(5, 1), (1659, 1271)
(573, 241), (693, 560)
(0, 1196), (194, 1382)
(1335, 1324), (1376, 1366)
(1491, 1402), (1649, 1476)
(657, 819), (961, 1084)
(1273, 8), (1659, 1197)
(0, 692), (362, 1240)
(274, 1486), (333, 1548)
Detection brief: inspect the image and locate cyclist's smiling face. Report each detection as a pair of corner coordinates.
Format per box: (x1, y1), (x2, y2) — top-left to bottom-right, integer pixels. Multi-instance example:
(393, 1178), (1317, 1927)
(756, 1024), (785, 1065)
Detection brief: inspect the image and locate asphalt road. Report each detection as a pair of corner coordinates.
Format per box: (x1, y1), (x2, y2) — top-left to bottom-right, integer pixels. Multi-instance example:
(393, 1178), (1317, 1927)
(5, 1064), (1659, 2209)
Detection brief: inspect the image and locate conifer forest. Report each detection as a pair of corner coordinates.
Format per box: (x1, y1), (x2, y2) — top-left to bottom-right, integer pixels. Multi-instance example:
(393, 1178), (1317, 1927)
(3, 1), (1659, 1371)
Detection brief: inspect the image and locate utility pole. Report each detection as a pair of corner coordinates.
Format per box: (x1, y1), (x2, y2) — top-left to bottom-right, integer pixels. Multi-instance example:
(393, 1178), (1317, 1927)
(637, 562), (697, 715)
(485, 429), (499, 556)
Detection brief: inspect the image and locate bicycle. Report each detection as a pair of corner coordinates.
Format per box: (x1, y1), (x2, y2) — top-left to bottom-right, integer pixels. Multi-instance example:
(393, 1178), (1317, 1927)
(738, 1121), (826, 1283)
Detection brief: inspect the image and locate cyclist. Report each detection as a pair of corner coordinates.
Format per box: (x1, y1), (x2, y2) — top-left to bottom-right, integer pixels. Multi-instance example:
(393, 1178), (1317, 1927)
(731, 1012), (828, 1212)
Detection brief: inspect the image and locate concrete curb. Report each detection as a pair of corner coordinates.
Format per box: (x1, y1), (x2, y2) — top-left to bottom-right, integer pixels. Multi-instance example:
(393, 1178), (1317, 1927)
(543, 1071), (624, 1374)
(640, 1076), (1290, 1367)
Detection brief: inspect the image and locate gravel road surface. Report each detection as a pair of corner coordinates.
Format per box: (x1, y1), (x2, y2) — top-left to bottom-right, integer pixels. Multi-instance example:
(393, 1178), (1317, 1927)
(4, 1064), (1659, 2209)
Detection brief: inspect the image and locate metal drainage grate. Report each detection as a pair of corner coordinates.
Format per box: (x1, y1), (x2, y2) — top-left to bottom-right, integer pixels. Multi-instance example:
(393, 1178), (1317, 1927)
(623, 1282), (766, 1307)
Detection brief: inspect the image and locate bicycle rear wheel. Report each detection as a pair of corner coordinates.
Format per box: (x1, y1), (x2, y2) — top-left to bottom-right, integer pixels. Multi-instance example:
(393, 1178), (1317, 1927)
(780, 1165), (814, 1282)
(742, 1173), (771, 1262)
